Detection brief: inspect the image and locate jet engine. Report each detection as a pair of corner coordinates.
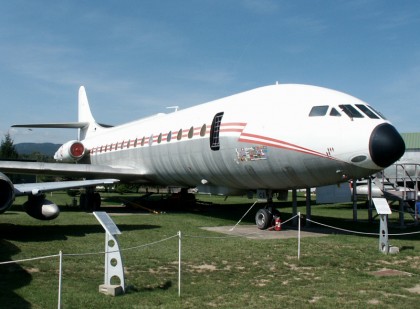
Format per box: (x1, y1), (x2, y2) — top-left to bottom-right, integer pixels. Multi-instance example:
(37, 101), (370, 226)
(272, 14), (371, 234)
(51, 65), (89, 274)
(23, 195), (60, 220)
(0, 172), (15, 214)
(0, 172), (59, 220)
(54, 140), (86, 162)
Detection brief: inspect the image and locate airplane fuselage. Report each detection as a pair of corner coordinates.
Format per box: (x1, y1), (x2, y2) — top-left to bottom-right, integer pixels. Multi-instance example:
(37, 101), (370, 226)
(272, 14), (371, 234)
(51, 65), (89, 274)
(80, 84), (404, 194)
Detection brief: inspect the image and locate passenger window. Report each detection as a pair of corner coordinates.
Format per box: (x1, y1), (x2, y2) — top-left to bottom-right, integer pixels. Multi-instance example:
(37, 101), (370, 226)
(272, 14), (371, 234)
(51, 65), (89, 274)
(141, 136), (145, 146)
(339, 105), (364, 118)
(188, 126), (194, 139)
(210, 112), (224, 151)
(330, 108), (341, 116)
(158, 133), (162, 143)
(356, 104), (380, 119)
(200, 124), (206, 137)
(167, 131), (172, 142)
(177, 129), (182, 140)
(309, 106), (329, 116)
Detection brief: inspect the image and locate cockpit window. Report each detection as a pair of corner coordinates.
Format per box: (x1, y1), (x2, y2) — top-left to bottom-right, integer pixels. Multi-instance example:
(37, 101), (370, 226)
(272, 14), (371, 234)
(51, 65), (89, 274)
(355, 104), (380, 119)
(309, 105), (329, 116)
(367, 105), (387, 120)
(329, 108), (341, 116)
(339, 104), (364, 118)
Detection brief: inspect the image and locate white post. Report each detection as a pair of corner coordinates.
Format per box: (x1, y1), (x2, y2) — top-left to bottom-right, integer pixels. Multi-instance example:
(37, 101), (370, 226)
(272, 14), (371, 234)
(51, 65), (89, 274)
(297, 212), (301, 260)
(178, 231), (181, 297)
(58, 251), (62, 309)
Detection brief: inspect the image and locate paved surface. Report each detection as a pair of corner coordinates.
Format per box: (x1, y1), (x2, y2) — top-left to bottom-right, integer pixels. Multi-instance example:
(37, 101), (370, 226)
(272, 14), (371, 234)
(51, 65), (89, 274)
(202, 225), (331, 240)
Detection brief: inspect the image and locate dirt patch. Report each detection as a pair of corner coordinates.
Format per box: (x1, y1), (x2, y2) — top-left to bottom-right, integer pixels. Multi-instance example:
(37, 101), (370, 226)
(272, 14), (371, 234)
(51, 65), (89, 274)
(190, 264), (217, 272)
(23, 267), (40, 273)
(370, 268), (412, 277)
(406, 284), (420, 294)
(202, 225), (331, 240)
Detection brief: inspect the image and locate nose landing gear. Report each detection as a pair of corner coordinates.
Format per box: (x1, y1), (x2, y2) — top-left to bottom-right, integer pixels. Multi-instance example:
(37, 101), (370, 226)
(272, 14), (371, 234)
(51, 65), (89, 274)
(255, 192), (281, 230)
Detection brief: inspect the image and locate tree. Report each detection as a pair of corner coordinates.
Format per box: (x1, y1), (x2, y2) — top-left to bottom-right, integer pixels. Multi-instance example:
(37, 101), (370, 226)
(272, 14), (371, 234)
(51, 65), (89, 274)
(0, 133), (19, 160)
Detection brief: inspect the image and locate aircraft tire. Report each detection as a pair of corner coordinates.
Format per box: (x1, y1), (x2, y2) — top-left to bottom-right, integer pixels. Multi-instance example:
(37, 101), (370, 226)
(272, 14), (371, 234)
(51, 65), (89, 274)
(255, 208), (273, 230)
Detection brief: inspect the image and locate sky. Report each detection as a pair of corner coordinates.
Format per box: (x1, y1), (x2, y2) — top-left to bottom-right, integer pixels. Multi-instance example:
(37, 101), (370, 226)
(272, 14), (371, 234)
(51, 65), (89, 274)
(0, 0), (419, 144)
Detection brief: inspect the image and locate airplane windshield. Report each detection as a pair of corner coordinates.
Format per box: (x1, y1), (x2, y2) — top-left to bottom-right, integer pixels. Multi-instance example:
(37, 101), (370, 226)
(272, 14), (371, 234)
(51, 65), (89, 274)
(367, 105), (387, 120)
(355, 104), (380, 119)
(339, 105), (364, 118)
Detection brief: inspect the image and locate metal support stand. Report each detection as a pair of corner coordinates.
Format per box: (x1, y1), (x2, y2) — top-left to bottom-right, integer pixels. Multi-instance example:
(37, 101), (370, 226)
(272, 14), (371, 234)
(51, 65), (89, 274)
(352, 179), (358, 222)
(368, 178), (373, 223)
(372, 198), (398, 254)
(305, 188), (311, 227)
(93, 212), (125, 296)
(292, 189), (298, 226)
(399, 200), (405, 228)
(379, 214), (389, 254)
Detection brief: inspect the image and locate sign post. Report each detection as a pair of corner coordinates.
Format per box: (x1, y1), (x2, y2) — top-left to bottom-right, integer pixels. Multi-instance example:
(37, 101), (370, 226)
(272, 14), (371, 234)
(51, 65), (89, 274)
(93, 211), (125, 296)
(372, 198), (392, 254)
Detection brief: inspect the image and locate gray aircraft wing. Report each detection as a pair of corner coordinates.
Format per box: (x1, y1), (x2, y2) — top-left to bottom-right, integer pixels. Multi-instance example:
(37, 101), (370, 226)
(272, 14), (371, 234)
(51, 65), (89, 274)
(14, 178), (119, 196)
(0, 160), (147, 183)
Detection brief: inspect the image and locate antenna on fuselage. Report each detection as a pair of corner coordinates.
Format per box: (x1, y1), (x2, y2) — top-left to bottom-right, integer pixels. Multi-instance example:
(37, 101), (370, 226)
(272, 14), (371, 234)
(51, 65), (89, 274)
(166, 106), (179, 112)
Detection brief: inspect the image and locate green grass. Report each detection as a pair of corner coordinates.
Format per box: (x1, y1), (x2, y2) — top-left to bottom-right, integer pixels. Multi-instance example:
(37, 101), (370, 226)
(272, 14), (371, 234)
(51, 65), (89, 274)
(0, 192), (419, 308)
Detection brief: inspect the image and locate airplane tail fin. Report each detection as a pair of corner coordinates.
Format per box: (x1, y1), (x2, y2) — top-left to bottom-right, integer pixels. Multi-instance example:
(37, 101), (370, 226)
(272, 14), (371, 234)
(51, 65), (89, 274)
(78, 86), (111, 140)
(78, 86), (96, 125)
(12, 86), (112, 141)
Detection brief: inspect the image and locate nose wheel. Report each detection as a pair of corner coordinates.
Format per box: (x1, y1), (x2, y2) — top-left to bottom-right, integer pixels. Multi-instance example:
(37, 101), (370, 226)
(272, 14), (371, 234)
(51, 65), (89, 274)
(255, 208), (273, 229)
(255, 206), (280, 230)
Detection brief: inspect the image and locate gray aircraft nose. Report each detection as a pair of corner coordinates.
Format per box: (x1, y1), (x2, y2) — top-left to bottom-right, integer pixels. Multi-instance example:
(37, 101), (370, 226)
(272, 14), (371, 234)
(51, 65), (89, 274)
(369, 123), (405, 168)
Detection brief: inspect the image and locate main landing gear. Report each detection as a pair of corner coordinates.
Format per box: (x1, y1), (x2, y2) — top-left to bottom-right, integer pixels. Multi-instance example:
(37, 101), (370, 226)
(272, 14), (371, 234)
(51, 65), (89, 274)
(79, 187), (101, 212)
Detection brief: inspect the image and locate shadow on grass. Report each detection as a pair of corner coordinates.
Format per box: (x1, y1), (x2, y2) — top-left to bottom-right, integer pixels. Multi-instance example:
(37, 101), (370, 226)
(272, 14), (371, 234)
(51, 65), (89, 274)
(0, 223), (160, 242)
(0, 240), (32, 308)
(127, 280), (172, 293)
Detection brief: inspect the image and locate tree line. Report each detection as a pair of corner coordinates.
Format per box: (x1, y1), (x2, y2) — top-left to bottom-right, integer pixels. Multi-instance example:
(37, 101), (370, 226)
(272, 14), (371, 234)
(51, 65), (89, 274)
(0, 133), (54, 162)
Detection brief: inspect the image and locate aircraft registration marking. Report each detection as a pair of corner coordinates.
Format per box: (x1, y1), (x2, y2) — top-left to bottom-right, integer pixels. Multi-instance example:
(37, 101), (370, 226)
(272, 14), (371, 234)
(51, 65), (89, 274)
(236, 146), (268, 162)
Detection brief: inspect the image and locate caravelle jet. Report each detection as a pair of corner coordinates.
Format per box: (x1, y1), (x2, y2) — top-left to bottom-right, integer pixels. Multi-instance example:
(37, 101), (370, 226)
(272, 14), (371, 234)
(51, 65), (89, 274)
(0, 83), (405, 228)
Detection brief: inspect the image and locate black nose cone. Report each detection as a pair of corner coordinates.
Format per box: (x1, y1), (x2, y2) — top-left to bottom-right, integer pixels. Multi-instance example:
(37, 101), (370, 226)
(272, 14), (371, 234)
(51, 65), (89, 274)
(369, 123), (405, 168)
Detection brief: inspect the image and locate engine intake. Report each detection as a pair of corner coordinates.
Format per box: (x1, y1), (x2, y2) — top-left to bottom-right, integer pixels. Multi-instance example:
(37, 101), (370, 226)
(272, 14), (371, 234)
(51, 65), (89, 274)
(0, 173), (15, 214)
(54, 140), (86, 162)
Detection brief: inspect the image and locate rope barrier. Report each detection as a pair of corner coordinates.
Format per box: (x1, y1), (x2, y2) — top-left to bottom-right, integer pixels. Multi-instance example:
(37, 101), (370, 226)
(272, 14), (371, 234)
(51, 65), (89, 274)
(184, 232), (261, 239)
(0, 253), (60, 265)
(280, 214), (299, 226)
(306, 218), (420, 236)
(63, 234), (179, 257)
(1, 234), (179, 263)
(229, 200), (259, 231)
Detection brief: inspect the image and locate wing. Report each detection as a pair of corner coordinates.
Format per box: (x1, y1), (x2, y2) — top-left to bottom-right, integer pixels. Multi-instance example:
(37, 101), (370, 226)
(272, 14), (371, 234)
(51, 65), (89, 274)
(0, 160), (147, 183)
(14, 178), (119, 196)
(0, 171), (120, 220)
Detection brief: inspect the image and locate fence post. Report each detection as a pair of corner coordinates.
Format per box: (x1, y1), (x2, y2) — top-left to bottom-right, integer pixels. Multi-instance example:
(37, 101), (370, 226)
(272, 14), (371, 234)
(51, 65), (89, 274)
(178, 231), (182, 297)
(58, 251), (62, 309)
(297, 212), (301, 260)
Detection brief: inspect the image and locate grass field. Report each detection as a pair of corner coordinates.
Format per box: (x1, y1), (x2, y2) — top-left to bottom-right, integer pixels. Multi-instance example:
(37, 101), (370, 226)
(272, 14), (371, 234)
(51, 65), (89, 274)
(0, 192), (419, 308)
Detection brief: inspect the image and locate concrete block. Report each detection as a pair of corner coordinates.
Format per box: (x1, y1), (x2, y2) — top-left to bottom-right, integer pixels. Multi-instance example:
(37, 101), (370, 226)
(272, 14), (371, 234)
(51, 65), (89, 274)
(99, 284), (124, 296)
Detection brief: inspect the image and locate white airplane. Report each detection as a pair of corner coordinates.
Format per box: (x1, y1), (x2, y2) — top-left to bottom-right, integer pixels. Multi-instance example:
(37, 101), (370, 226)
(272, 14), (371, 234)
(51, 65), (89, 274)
(0, 83), (405, 227)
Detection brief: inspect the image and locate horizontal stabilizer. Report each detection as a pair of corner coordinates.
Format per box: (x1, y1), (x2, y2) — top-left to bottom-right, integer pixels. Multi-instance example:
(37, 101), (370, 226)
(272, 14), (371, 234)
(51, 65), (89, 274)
(12, 122), (113, 129)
